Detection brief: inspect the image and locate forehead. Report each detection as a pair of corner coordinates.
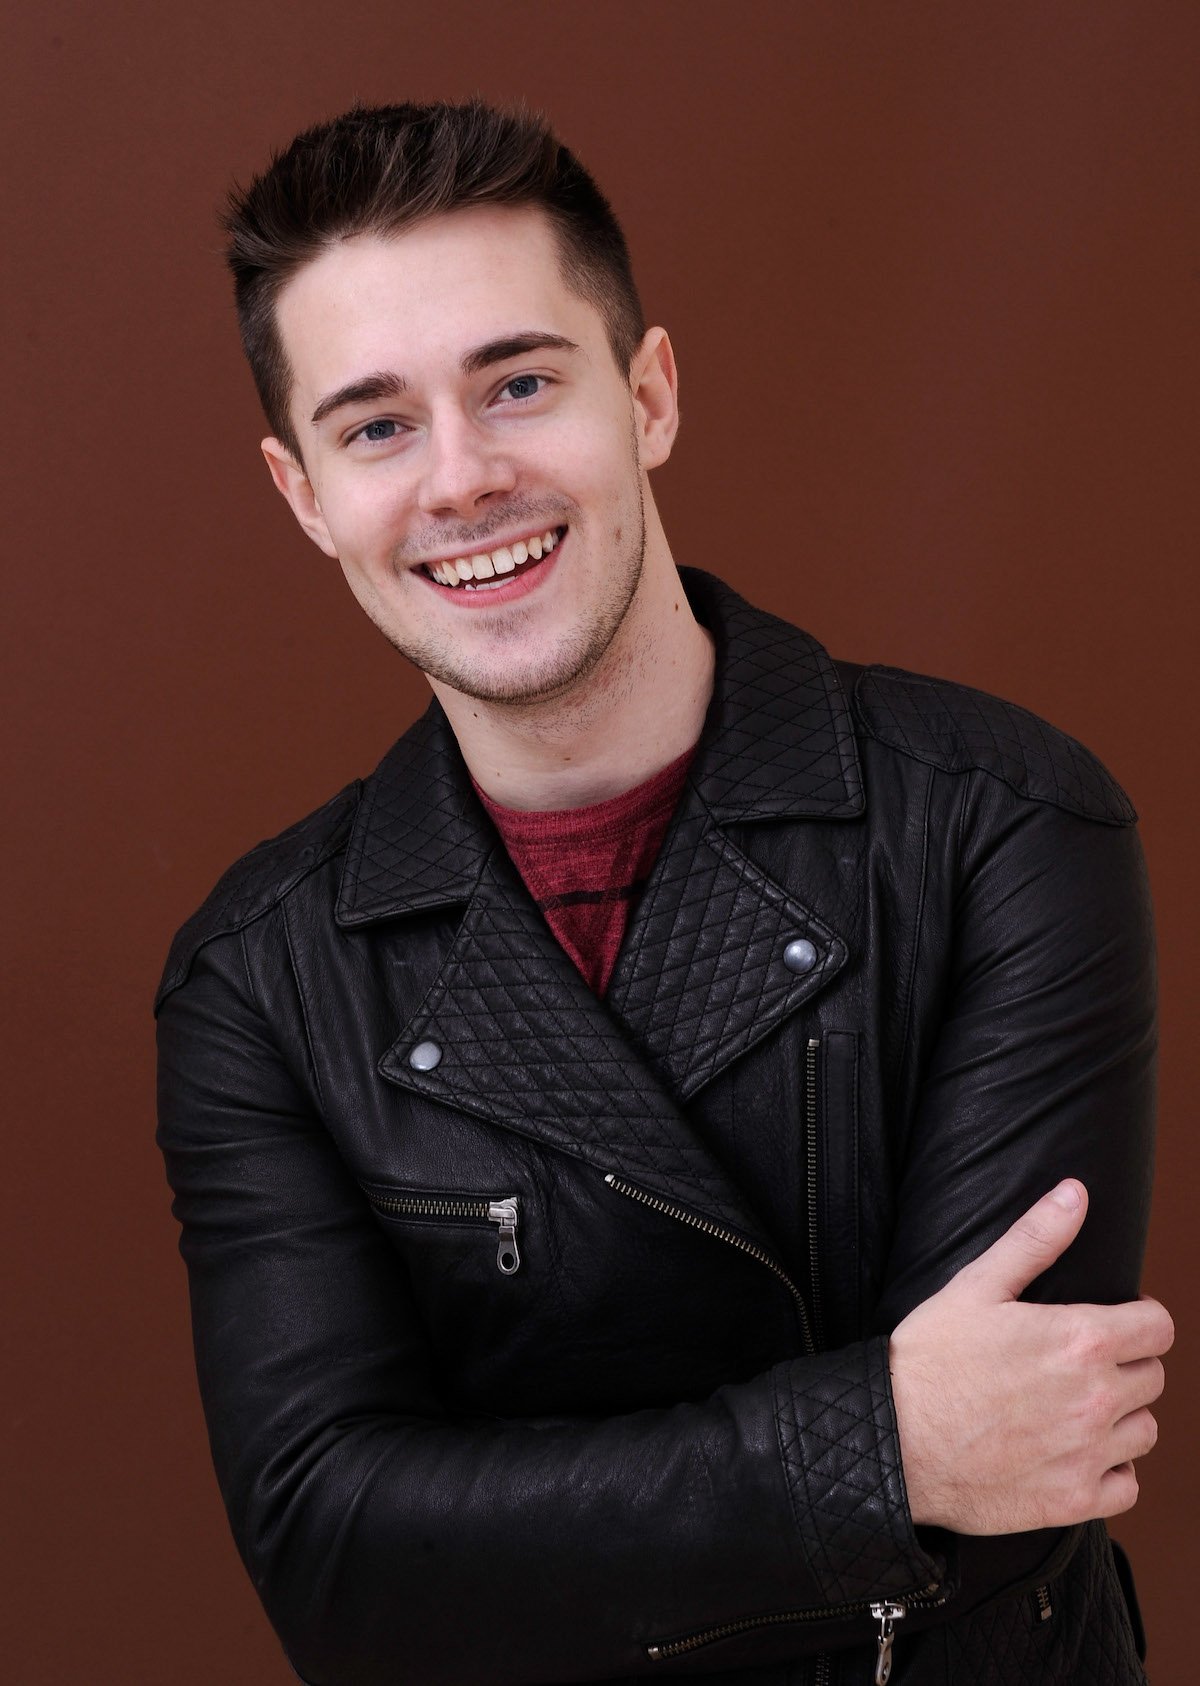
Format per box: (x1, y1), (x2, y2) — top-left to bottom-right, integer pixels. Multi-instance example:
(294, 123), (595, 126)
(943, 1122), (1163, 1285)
(275, 205), (605, 399)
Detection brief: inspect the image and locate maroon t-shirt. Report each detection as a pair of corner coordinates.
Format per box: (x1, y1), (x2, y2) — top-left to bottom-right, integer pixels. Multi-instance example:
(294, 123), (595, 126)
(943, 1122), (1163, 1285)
(476, 748), (695, 995)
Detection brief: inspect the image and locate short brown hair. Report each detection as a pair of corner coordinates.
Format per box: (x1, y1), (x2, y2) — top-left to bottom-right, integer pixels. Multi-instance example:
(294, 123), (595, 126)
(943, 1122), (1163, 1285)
(223, 100), (646, 459)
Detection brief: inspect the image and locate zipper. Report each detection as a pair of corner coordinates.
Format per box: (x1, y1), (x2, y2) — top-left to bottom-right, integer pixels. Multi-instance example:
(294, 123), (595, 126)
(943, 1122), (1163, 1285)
(1033, 1582), (1053, 1623)
(805, 1036), (825, 1350)
(644, 1583), (944, 1662)
(870, 1600), (905, 1685)
(604, 1172), (814, 1354)
(813, 1654), (831, 1686)
(367, 1192), (521, 1274)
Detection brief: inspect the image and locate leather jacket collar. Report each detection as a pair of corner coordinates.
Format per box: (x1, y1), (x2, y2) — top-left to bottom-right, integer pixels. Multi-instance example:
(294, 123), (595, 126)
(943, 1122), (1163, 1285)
(331, 570), (862, 1245)
(335, 568), (864, 929)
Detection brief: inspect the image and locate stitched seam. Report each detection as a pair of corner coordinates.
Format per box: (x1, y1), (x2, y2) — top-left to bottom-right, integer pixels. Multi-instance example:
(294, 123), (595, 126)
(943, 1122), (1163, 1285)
(962, 759), (1133, 825)
(848, 1035), (861, 1334)
(955, 767), (970, 874)
(156, 814), (355, 1012)
(874, 1335), (921, 1566)
(158, 862), (330, 1009)
(811, 645), (864, 803)
(793, 1377), (841, 1598)
(281, 897), (325, 1114)
(237, 926), (260, 1014)
(853, 672), (1135, 825)
(895, 761), (933, 1103)
(771, 1365), (807, 1554)
(340, 761), (384, 905)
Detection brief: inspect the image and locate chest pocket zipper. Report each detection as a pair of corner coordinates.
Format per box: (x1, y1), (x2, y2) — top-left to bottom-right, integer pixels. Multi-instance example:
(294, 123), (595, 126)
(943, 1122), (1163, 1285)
(366, 1191), (521, 1274)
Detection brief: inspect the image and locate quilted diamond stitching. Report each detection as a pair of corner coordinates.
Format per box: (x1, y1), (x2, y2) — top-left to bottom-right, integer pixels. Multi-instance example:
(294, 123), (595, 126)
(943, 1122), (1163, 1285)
(854, 667), (1136, 825)
(774, 1339), (928, 1604)
(610, 808), (847, 1100)
(337, 707), (487, 921)
(378, 851), (769, 1239)
(683, 573), (864, 822)
(335, 570), (866, 935)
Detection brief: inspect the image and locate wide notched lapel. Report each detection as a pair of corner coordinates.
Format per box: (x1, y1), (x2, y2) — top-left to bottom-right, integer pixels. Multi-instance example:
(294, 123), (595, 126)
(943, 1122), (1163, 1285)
(606, 571), (864, 1096)
(336, 687), (774, 1245)
(605, 793), (850, 1100)
(335, 570), (865, 1241)
(377, 842), (773, 1243)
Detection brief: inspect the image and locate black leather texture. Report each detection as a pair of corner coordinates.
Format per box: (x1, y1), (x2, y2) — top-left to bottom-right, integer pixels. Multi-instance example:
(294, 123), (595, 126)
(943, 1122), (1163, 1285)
(156, 570), (1155, 1685)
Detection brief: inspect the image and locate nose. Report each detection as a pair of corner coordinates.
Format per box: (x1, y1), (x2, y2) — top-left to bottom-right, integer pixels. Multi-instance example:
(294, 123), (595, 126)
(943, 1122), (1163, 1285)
(417, 410), (517, 517)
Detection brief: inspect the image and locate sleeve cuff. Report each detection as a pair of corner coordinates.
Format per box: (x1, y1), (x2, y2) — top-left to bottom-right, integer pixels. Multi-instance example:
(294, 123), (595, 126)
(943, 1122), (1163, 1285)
(773, 1336), (943, 1604)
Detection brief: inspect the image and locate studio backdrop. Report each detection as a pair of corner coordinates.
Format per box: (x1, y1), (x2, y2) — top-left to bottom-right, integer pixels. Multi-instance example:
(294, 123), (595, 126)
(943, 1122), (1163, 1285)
(3, 3), (1196, 1681)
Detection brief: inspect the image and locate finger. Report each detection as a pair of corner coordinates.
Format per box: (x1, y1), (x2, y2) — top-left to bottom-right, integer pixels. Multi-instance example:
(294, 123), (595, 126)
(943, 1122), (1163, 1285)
(1109, 1405), (1159, 1465)
(958, 1181), (1089, 1302)
(1091, 1299), (1176, 1364)
(1138, 1296), (1176, 1353)
(1094, 1461), (1139, 1519)
(1113, 1356), (1166, 1413)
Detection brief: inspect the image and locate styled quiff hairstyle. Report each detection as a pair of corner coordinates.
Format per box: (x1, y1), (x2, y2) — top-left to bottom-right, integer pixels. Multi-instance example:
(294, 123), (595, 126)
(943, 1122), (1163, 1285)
(223, 100), (646, 459)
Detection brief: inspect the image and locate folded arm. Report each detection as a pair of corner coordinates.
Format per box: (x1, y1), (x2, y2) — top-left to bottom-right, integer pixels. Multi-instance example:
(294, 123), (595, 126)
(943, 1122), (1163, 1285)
(157, 932), (937, 1686)
(873, 769), (1170, 1535)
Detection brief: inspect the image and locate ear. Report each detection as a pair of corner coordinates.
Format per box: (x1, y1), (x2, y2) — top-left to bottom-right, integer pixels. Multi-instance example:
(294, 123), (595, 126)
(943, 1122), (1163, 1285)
(260, 437), (338, 558)
(629, 327), (679, 471)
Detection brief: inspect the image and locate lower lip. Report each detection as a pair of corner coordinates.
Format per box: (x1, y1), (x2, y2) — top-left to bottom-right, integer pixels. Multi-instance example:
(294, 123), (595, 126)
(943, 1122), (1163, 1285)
(415, 533), (565, 608)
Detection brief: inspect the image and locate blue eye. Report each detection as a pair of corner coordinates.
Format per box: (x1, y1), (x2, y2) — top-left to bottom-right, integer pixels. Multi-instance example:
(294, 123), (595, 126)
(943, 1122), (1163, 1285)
(359, 419), (397, 443)
(502, 375), (542, 401)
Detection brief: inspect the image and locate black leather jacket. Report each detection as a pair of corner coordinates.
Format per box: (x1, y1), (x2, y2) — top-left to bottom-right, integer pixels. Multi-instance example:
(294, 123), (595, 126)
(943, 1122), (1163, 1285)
(156, 570), (1155, 1685)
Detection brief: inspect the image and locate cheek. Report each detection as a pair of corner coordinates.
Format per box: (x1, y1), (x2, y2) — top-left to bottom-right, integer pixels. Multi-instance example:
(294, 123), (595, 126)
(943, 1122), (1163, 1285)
(319, 483), (411, 570)
(564, 439), (640, 525)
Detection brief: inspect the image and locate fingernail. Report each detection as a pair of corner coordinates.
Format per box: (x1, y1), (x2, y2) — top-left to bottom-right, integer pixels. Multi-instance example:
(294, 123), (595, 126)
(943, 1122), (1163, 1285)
(1050, 1180), (1081, 1210)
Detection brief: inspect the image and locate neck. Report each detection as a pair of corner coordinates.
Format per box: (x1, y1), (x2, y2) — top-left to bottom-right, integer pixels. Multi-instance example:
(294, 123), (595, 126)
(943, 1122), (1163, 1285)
(431, 540), (714, 812)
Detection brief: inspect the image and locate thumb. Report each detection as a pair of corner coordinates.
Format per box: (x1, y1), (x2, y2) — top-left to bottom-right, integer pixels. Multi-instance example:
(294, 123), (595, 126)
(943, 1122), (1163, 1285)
(957, 1180), (1089, 1302)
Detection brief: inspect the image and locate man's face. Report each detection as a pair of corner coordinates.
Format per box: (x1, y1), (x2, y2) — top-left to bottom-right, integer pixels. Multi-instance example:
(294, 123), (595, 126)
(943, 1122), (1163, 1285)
(264, 206), (677, 706)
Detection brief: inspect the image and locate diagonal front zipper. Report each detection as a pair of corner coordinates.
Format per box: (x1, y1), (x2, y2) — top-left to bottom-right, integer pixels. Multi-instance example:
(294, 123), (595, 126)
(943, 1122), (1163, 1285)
(604, 1172), (814, 1354)
(367, 1192), (521, 1274)
(643, 1582), (946, 1666)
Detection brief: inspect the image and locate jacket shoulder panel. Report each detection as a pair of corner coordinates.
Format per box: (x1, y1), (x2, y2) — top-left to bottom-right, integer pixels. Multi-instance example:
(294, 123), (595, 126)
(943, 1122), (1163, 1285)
(154, 781), (361, 1014)
(850, 664), (1137, 824)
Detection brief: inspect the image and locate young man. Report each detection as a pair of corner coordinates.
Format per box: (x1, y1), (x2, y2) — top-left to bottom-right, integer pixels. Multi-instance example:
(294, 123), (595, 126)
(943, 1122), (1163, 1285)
(156, 102), (1171, 1685)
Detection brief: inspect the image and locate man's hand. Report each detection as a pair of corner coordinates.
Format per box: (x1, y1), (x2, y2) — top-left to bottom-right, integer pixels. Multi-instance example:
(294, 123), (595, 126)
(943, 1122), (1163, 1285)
(889, 1180), (1173, 1535)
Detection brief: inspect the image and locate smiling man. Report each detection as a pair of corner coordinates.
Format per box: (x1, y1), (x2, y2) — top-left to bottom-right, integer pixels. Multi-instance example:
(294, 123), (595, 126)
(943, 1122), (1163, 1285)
(259, 202), (711, 809)
(156, 102), (1170, 1686)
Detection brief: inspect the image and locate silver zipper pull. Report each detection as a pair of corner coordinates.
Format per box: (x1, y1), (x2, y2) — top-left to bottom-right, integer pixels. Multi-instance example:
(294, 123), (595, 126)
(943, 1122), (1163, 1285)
(870, 1601), (906, 1686)
(487, 1199), (520, 1274)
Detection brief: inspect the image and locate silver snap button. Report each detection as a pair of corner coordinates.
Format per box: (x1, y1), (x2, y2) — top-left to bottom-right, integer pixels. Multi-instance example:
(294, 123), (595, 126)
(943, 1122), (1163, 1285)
(782, 938), (818, 975)
(408, 1040), (442, 1071)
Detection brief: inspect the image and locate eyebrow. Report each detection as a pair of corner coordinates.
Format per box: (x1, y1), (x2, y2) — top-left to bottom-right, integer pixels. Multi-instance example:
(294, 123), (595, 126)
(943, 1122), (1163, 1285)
(308, 332), (580, 428)
(310, 371), (408, 428)
(460, 331), (580, 377)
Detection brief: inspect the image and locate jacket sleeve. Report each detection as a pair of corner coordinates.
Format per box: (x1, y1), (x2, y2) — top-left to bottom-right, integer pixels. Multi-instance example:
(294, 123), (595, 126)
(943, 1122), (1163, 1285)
(873, 765), (1157, 1330)
(157, 926), (939, 1686)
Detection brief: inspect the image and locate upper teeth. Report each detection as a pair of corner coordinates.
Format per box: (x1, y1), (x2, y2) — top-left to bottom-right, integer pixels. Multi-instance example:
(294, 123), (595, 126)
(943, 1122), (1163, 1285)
(426, 528), (560, 588)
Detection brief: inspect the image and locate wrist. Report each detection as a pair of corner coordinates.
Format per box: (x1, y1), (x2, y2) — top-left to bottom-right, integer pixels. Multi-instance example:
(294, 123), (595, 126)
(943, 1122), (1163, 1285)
(887, 1334), (945, 1529)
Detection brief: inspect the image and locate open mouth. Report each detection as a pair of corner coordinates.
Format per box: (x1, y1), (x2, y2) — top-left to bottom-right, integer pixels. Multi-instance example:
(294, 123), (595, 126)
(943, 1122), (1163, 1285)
(420, 526), (566, 592)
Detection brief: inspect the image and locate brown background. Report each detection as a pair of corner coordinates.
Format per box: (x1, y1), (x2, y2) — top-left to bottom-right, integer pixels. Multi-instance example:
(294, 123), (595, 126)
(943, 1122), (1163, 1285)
(3, 2), (1196, 1679)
